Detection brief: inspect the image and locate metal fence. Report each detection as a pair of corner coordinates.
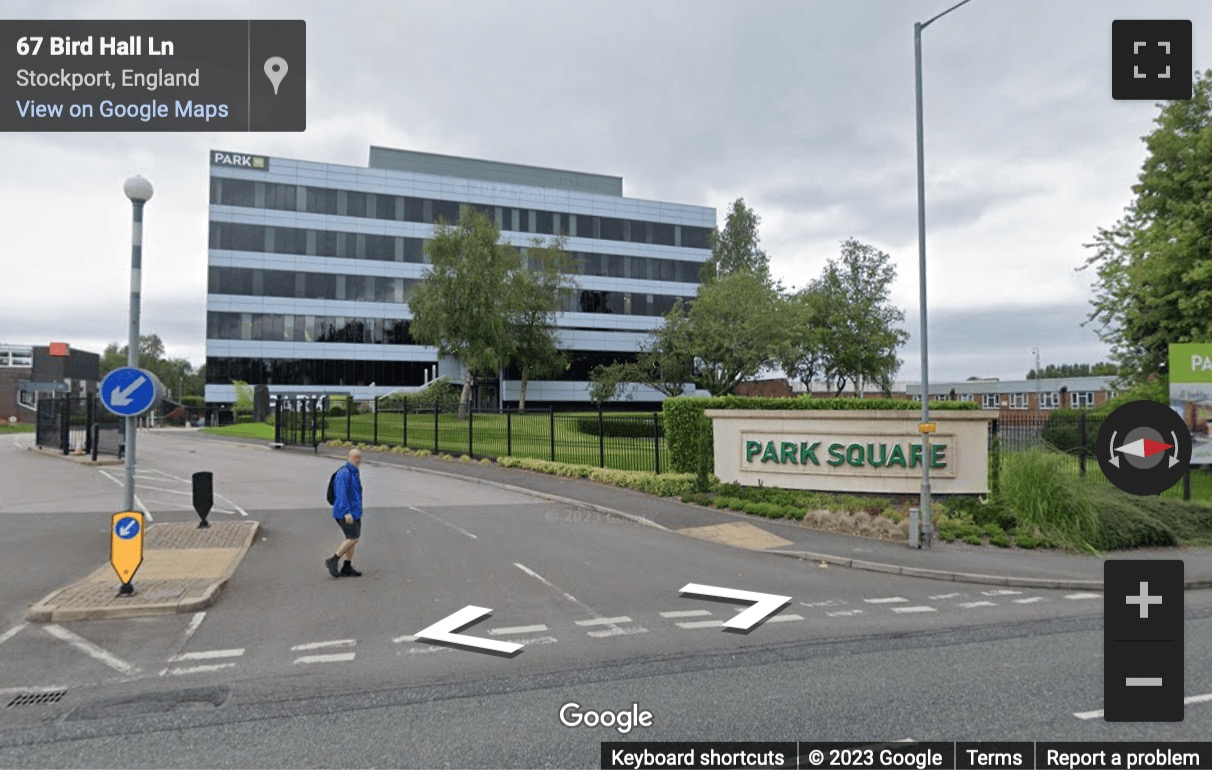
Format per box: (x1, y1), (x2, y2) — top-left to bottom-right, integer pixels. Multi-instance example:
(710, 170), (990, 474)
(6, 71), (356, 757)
(34, 396), (123, 458)
(321, 397), (668, 473)
(989, 410), (1203, 501)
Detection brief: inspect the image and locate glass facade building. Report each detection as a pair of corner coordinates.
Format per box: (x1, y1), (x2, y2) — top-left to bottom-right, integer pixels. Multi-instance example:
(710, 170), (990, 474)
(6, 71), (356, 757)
(205, 147), (715, 407)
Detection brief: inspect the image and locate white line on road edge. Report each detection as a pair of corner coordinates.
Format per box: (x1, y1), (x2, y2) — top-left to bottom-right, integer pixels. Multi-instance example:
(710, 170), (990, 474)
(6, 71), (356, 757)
(677, 619), (726, 629)
(576, 617), (634, 626)
(98, 470), (153, 521)
(660, 610), (713, 618)
(171, 648), (244, 662)
(827, 610), (864, 617)
(1065, 593), (1101, 600)
(291, 639), (356, 652)
(216, 493), (248, 517)
(409, 506), (477, 539)
(160, 611), (207, 676)
(764, 614), (805, 623)
(1013, 597), (1046, 604)
(392, 635), (417, 644)
(167, 663), (237, 676)
(800, 600), (847, 608)
(1075, 693), (1212, 719)
(864, 597), (909, 604)
(891, 606), (937, 614)
(294, 653), (356, 665)
(587, 626), (648, 638)
(488, 624), (548, 636)
(958, 601), (996, 609)
(0, 623), (27, 648)
(43, 624), (139, 677)
(981, 590), (1022, 596)
(929, 593), (962, 600)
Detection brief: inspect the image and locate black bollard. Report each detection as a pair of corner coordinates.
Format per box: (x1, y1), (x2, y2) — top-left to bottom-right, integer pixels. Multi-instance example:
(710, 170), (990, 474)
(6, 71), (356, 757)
(192, 471), (214, 528)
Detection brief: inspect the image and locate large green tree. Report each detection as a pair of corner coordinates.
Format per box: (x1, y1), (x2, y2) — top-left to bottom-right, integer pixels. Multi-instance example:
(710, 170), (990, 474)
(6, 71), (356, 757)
(699, 198), (772, 284)
(1026, 362), (1120, 379)
(409, 206), (522, 416)
(1084, 69), (1212, 380)
(683, 271), (792, 395)
(101, 334), (203, 399)
(810, 239), (908, 395)
(509, 238), (577, 411)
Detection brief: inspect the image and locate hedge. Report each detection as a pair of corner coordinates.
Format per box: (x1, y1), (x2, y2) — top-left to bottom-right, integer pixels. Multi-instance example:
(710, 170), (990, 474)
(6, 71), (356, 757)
(574, 414), (664, 439)
(662, 395), (981, 473)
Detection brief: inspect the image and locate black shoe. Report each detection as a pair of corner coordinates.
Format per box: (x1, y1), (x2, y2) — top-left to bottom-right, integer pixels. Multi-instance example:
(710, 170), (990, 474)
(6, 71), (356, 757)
(340, 561), (362, 577)
(325, 555), (340, 578)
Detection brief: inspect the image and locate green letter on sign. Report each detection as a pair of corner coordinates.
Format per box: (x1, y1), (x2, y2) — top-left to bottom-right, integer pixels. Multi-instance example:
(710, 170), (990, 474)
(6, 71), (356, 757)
(761, 441), (779, 463)
(887, 444), (907, 467)
(827, 443), (845, 466)
(781, 441), (798, 464)
(931, 443), (947, 468)
(745, 441), (761, 462)
(909, 443), (923, 467)
(800, 441), (820, 465)
(846, 443), (865, 467)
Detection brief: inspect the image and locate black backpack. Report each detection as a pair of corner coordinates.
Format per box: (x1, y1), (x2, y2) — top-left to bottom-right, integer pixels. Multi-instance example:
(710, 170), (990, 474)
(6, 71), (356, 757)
(326, 469), (340, 505)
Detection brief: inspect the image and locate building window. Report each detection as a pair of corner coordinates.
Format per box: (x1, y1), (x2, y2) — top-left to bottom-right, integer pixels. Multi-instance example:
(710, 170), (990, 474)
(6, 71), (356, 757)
(1010, 393), (1029, 410)
(982, 393), (1000, 409)
(957, 393), (975, 402)
(1039, 392), (1060, 410)
(1071, 391), (1095, 408)
(18, 390), (35, 407)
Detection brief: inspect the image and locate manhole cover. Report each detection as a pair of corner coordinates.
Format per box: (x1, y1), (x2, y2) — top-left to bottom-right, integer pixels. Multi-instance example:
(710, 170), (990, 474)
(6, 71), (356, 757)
(66, 685), (229, 721)
(6, 690), (67, 708)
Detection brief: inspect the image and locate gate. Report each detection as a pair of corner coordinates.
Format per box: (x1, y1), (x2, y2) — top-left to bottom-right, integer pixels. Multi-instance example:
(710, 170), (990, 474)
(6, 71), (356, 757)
(35, 396), (123, 457)
(273, 394), (326, 452)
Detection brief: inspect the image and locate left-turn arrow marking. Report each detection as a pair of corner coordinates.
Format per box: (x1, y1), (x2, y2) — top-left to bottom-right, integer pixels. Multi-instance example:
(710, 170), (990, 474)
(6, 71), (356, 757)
(413, 606), (523, 655)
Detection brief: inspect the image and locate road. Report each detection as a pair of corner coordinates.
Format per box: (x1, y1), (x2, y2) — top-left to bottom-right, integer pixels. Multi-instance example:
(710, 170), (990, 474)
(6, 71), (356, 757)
(0, 430), (1208, 768)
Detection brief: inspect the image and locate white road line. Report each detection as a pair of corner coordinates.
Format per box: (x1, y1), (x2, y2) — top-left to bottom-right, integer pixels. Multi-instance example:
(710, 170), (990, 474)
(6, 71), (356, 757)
(401, 635), (558, 655)
(159, 611), (209, 676)
(677, 619), (726, 629)
(587, 626), (648, 638)
(0, 623), (27, 648)
(827, 610), (864, 617)
(930, 593), (962, 599)
(864, 597), (908, 604)
(98, 470), (153, 521)
(133, 486), (193, 496)
(958, 601), (996, 609)
(1075, 692), (1212, 720)
(216, 493), (248, 517)
(0, 685), (69, 697)
(891, 606), (937, 614)
(660, 609), (713, 618)
(512, 562), (634, 636)
(488, 624), (547, 636)
(764, 614), (805, 623)
(290, 639), (356, 652)
(294, 653), (356, 665)
(402, 645), (449, 655)
(171, 648), (244, 662)
(576, 617), (634, 627)
(410, 506), (476, 539)
(980, 589), (1022, 596)
(166, 663), (237, 676)
(1013, 597), (1046, 604)
(43, 624), (139, 677)
(1065, 593), (1101, 600)
(800, 600), (847, 608)
(392, 634), (418, 644)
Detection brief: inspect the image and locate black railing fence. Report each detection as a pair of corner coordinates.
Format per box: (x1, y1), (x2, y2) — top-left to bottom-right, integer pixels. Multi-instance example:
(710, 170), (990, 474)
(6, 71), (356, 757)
(315, 396), (666, 473)
(35, 396), (123, 458)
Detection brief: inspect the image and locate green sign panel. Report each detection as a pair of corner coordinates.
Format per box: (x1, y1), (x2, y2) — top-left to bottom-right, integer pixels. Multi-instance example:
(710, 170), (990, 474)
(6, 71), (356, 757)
(1169, 343), (1212, 384)
(744, 439), (947, 470)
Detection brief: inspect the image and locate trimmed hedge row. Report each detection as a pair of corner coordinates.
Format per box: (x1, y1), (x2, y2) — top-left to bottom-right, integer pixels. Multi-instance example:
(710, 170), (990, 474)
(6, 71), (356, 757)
(573, 414), (664, 439)
(662, 395), (982, 473)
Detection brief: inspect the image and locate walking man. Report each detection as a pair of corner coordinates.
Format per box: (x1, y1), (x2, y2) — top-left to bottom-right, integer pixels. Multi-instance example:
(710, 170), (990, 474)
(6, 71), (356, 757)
(326, 447), (364, 578)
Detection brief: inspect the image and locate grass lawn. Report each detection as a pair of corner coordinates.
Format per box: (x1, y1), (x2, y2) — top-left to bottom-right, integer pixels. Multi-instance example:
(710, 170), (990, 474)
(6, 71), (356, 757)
(0, 424), (35, 434)
(322, 411), (669, 473)
(201, 422), (276, 440)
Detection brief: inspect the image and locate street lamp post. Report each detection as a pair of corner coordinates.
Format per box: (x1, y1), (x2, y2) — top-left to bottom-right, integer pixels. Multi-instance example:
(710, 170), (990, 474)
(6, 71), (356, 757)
(122, 175), (153, 514)
(914, 0), (974, 547)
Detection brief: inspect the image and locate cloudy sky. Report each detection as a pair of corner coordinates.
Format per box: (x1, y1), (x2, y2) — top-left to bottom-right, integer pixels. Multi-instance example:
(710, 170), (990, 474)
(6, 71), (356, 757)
(2, 0), (1208, 382)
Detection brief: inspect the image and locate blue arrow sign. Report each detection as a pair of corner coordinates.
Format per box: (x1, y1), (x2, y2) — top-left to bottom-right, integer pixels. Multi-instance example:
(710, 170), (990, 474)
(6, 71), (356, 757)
(114, 515), (140, 540)
(100, 367), (162, 417)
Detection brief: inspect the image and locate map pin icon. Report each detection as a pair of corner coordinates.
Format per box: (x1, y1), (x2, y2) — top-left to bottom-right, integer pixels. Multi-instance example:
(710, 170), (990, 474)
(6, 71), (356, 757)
(264, 56), (288, 95)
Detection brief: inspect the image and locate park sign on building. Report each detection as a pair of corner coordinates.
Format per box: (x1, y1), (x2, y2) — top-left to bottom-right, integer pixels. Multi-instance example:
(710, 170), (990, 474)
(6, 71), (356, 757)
(707, 409), (996, 494)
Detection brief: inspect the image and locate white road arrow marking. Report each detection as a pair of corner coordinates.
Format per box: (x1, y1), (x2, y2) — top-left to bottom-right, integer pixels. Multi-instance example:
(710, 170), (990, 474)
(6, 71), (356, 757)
(110, 375), (147, 407)
(414, 606), (523, 654)
(678, 583), (791, 631)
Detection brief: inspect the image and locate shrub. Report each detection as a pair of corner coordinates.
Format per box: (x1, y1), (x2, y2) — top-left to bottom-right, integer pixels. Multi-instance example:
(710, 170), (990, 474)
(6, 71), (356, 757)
(662, 395), (981, 473)
(987, 531), (1012, 548)
(1041, 409), (1095, 455)
(573, 414), (663, 439)
(1000, 450), (1100, 552)
(380, 379), (461, 411)
(495, 456), (694, 497)
(181, 395), (204, 408)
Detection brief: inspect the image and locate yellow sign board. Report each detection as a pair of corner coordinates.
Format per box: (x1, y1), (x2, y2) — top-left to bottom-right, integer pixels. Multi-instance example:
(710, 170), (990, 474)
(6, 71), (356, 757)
(110, 511), (144, 586)
(918, 422), (937, 434)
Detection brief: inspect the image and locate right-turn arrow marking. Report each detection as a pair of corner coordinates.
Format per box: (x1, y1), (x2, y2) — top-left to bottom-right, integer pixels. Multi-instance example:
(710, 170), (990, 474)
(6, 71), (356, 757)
(413, 606), (522, 655)
(679, 583), (791, 631)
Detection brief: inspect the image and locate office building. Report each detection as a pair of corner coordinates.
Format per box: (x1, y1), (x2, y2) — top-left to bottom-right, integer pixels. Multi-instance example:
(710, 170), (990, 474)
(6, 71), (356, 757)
(205, 147), (716, 407)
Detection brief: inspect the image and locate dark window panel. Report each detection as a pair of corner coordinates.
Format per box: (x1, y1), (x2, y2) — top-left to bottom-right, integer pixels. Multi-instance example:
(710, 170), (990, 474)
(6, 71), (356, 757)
(652, 222), (675, 246)
(432, 199), (460, 224)
(306, 188), (337, 214)
(346, 191), (368, 218)
(600, 217), (625, 241)
(681, 226), (712, 250)
(535, 210), (554, 235)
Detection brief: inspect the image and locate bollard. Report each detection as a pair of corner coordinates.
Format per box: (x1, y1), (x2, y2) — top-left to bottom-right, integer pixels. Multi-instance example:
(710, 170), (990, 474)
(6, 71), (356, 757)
(192, 471), (214, 529)
(908, 507), (920, 549)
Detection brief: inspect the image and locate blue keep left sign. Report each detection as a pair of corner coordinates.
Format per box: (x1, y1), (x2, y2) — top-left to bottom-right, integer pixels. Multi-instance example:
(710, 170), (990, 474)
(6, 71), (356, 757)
(100, 367), (162, 417)
(114, 515), (140, 540)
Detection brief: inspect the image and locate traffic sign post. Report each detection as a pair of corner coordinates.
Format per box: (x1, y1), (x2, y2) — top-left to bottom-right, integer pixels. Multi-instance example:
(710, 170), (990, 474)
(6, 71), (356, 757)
(99, 366), (162, 513)
(110, 511), (145, 596)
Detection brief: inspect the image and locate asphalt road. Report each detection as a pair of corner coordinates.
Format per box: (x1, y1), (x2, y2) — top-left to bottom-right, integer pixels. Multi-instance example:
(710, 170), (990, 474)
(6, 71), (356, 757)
(0, 430), (1209, 768)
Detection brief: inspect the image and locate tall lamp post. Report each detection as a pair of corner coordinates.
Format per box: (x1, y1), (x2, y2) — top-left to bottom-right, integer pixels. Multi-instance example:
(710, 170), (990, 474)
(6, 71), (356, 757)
(914, 0), (974, 546)
(122, 175), (153, 513)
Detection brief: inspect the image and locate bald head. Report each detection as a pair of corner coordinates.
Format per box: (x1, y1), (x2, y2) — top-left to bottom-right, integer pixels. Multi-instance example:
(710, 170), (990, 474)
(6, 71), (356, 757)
(348, 447), (362, 466)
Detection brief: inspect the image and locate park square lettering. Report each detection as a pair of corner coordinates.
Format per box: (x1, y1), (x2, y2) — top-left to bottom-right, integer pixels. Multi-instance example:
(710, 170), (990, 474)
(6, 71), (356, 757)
(744, 438), (946, 470)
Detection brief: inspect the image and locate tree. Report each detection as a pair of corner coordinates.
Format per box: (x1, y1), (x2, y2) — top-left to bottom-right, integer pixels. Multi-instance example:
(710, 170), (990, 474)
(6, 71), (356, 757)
(588, 308), (695, 403)
(813, 239), (908, 395)
(232, 380), (253, 419)
(409, 206), (522, 417)
(699, 198), (771, 284)
(100, 334), (204, 399)
(782, 286), (831, 389)
(1083, 69), (1212, 381)
(588, 362), (634, 407)
(1026, 362), (1120, 379)
(509, 238), (577, 412)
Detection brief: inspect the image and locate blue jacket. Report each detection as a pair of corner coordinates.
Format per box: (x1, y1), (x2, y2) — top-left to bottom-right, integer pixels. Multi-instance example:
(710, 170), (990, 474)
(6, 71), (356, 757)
(332, 462), (363, 520)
